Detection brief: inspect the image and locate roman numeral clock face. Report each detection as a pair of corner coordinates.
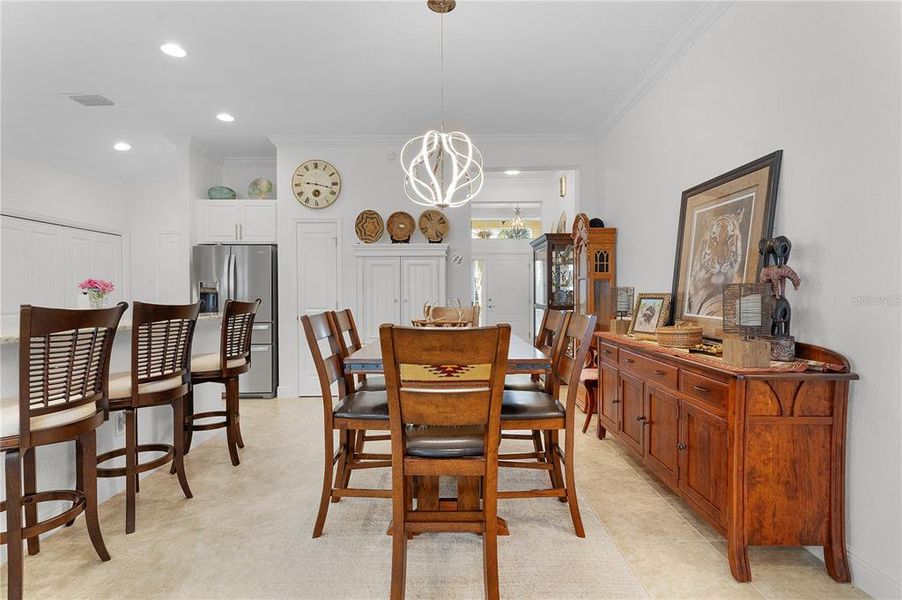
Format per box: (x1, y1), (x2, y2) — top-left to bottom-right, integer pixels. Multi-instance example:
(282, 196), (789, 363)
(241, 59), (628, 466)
(292, 159), (341, 209)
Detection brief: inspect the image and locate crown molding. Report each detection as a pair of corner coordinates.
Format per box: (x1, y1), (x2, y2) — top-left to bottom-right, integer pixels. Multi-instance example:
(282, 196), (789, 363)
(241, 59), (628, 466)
(222, 156), (277, 164)
(267, 132), (595, 149)
(595, 1), (733, 143)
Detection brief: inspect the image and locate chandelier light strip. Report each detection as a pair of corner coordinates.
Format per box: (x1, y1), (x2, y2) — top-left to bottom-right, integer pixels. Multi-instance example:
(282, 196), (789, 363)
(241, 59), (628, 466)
(401, 4), (484, 209)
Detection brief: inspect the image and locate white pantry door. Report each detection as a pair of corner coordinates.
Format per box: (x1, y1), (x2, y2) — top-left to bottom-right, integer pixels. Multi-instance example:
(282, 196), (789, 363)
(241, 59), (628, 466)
(297, 221), (339, 396)
(479, 253), (532, 341)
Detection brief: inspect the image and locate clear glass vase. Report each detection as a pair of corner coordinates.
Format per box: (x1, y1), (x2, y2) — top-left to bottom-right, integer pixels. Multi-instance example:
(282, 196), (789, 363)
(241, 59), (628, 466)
(88, 291), (106, 309)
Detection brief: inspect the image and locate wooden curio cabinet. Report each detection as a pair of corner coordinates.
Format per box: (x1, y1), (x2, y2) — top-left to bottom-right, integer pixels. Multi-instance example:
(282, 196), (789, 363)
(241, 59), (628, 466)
(572, 213), (617, 331)
(530, 233), (574, 336)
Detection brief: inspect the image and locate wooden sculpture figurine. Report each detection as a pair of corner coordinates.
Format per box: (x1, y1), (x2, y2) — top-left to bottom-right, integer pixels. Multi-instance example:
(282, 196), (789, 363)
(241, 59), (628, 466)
(758, 235), (801, 360)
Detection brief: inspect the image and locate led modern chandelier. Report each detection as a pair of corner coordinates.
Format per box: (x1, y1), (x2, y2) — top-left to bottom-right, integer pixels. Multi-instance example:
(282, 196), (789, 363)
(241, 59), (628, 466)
(401, 0), (484, 209)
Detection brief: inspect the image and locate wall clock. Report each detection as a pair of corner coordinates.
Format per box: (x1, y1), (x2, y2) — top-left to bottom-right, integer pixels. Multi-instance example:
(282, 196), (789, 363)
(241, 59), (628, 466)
(292, 159), (341, 209)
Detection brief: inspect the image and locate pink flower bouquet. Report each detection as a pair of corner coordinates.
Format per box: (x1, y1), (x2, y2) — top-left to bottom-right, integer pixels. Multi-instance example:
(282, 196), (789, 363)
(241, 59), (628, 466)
(78, 279), (115, 308)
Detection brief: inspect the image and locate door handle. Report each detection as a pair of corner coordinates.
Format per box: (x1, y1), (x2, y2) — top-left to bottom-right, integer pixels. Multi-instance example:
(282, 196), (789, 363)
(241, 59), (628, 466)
(635, 415), (647, 424)
(239, 224), (243, 240)
(611, 398), (620, 404)
(235, 224), (239, 240)
(677, 442), (687, 450)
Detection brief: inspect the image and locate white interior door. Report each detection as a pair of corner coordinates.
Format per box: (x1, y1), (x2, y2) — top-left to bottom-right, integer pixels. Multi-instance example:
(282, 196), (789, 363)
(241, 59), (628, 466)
(297, 221), (339, 395)
(479, 253), (532, 341)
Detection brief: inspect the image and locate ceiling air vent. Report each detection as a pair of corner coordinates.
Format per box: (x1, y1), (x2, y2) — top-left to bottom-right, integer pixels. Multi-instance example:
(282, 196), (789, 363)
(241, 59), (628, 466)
(65, 94), (115, 107)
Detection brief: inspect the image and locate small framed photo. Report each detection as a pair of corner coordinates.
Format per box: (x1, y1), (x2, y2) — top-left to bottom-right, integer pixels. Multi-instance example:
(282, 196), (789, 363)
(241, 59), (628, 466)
(628, 293), (673, 338)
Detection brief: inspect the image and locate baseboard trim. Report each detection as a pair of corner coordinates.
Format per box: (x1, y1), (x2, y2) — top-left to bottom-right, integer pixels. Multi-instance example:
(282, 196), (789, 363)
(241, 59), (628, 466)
(848, 546), (902, 599)
(277, 384), (297, 398)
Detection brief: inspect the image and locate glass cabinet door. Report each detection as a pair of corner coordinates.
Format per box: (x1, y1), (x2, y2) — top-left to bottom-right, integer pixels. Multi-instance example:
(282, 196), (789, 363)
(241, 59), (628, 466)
(534, 246), (547, 307)
(550, 243), (574, 307)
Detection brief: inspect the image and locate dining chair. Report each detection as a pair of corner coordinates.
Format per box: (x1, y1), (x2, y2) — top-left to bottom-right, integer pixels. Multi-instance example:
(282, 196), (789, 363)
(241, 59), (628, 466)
(1, 303), (126, 600)
(380, 323), (511, 600)
(501, 308), (570, 464)
(498, 312), (596, 537)
(579, 347), (599, 435)
(183, 298), (261, 466)
(97, 301), (200, 534)
(301, 312), (391, 539)
(330, 308), (385, 392)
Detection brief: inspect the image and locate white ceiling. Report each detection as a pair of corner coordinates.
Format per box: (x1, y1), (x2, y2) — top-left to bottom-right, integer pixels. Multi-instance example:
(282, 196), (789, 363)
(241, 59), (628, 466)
(1, 1), (705, 183)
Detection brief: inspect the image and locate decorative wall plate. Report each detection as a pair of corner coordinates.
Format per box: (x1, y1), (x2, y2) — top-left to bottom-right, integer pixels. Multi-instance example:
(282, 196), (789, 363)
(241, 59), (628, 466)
(355, 210), (384, 243)
(207, 186), (237, 200)
(247, 177), (273, 199)
(418, 209), (449, 243)
(387, 211), (415, 243)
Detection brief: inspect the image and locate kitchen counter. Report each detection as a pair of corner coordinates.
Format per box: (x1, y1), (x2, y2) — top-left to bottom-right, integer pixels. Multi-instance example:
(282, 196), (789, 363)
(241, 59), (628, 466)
(0, 311), (221, 344)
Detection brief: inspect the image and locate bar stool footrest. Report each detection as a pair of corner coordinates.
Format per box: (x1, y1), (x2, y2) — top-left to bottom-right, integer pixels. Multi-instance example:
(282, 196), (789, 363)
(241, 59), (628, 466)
(0, 490), (86, 543)
(96, 443), (175, 478)
(187, 410), (229, 432)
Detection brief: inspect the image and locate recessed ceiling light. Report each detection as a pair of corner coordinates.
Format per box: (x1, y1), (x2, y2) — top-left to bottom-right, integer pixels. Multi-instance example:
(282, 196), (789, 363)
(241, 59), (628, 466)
(113, 141), (132, 152)
(216, 113), (235, 123)
(160, 43), (187, 58)
(504, 169), (521, 176)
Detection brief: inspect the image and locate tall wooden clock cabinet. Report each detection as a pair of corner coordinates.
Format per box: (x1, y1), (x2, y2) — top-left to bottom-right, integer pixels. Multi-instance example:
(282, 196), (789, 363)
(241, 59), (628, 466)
(572, 213), (617, 331)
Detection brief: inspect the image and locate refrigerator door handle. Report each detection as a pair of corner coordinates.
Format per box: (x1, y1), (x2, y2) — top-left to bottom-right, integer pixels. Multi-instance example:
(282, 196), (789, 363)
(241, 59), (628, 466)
(230, 252), (238, 301)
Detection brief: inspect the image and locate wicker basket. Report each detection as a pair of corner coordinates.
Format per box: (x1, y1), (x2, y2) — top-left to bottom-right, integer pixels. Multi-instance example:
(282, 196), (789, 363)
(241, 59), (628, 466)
(655, 322), (703, 349)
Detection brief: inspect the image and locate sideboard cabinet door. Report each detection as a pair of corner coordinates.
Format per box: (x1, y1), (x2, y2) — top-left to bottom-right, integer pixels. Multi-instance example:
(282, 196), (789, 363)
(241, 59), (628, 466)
(358, 257), (401, 342)
(644, 385), (680, 487)
(618, 370), (645, 456)
(679, 401), (728, 525)
(598, 362), (620, 432)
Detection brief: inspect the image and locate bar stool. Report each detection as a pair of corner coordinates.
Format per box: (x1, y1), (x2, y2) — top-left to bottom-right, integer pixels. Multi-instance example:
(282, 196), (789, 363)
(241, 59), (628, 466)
(184, 299), (260, 466)
(97, 301), (200, 534)
(1, 303), (127, 600)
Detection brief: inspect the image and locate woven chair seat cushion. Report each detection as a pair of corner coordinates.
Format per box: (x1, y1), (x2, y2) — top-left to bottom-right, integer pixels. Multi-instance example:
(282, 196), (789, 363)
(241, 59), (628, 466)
(501, 390), (566, 420)
(107, 373), (184, 399)
(190, 353), (247, 373)
(406, 425), (484, 459)
(356, 375), (386, 392)
(333, 390), (389, 421)
(0, 397), (97, 438)
(503, 374), (543, 392)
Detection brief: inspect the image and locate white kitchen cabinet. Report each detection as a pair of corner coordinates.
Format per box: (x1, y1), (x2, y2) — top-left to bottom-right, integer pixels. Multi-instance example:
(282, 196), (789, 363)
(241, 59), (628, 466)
(196, 200), (277, 243)
(354, 244), (447, 342)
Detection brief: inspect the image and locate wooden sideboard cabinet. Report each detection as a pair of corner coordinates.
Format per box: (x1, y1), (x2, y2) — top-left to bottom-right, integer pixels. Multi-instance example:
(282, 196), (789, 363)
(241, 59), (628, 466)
(595, 333), (858, 583)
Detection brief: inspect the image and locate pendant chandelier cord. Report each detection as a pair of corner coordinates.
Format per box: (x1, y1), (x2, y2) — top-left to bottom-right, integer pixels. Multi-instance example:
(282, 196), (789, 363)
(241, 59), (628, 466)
(439, 13), (445, 132)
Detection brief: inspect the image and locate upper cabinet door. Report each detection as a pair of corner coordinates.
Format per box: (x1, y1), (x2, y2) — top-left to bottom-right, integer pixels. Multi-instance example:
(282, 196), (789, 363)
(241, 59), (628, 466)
(239, 202), (277, 243)
(400, 257), (443, 326)
(1, 216), (66, 330)
(199, 201), (241, 242)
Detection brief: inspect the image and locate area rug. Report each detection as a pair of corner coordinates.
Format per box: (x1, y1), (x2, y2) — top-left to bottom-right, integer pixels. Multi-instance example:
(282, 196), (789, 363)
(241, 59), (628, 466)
(264, 467), (649, 600)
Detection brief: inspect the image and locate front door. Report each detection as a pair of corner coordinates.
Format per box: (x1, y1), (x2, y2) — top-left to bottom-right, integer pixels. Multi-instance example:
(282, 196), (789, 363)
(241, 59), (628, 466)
(297, 221), (339, 396)
(476, 253), (532, 340)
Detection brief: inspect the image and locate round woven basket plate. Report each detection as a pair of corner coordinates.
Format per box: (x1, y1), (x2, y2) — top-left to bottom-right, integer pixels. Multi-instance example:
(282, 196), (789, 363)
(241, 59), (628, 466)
(387, 211), (415, 243)
(355, 210), (384, 243)
(418, 209), (449, 242)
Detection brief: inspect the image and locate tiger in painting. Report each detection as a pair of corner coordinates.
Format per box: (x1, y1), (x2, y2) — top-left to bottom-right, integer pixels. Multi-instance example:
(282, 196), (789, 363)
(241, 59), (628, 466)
(686, 210), (746, 317)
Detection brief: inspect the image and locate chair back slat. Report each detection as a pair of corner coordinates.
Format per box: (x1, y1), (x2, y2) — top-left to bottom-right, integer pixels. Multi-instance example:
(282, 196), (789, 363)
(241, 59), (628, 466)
(554, 312), (597, 411)
(301, 312), (348, 403)
(131, 302), (201, 388)
(536, 309), (567, 356)
(18, 303), (128, 445)
(329, 309), (368, 390)
(220, 299), (262, 368)
(380, 325), (510, 432)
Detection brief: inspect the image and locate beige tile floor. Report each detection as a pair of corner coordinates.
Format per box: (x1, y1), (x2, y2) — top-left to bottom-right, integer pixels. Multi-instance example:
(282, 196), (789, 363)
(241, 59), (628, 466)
(4, 398), (869, 599)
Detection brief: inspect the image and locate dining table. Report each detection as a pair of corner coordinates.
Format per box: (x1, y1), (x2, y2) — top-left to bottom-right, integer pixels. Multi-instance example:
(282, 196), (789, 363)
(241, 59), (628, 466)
(344, 332), (550, 537)
(344, 332), (550, 375)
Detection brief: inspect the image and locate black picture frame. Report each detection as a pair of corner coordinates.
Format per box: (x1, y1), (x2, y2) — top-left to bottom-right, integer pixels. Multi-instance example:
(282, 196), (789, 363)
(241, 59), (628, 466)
(670, 151), (783, 339)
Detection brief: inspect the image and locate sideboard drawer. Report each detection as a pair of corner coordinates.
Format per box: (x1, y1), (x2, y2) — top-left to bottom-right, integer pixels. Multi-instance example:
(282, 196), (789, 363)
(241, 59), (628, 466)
(619, 349), (678, 389)
(598, 342), (619, 365)
(680, 370), (728, 412)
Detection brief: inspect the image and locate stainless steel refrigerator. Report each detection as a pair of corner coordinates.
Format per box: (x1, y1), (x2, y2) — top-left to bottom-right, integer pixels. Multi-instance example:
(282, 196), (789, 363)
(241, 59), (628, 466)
(191, 244), (278, 398)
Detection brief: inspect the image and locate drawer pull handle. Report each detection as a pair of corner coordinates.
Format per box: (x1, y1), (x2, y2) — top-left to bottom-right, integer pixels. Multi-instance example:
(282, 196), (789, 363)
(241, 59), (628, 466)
(624, 358), (635, 363)
(677, 442), (687, 450)
(603, 349), (612, 355)
(653, 369), (666, 376)
(692, 385), (710, 393)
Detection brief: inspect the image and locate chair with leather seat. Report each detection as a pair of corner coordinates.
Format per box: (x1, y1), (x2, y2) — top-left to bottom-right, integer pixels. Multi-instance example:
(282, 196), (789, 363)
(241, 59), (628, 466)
(380, 323), (510, 600)
(183, 298), (260, 466)
(1, 303), (126, 600)
(503, 308), (568, 393)
(97, 301), (200, 534)
(498, 312), (596, 537)
(330, 308), (384, 392)
(301, 312), (392, 539)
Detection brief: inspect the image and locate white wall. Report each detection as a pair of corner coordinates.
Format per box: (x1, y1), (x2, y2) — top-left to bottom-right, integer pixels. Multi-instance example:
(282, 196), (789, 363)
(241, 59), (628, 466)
(222, 157), (277, 199)
(594, 3), (901, 597)
(272, 135), (597, 397)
